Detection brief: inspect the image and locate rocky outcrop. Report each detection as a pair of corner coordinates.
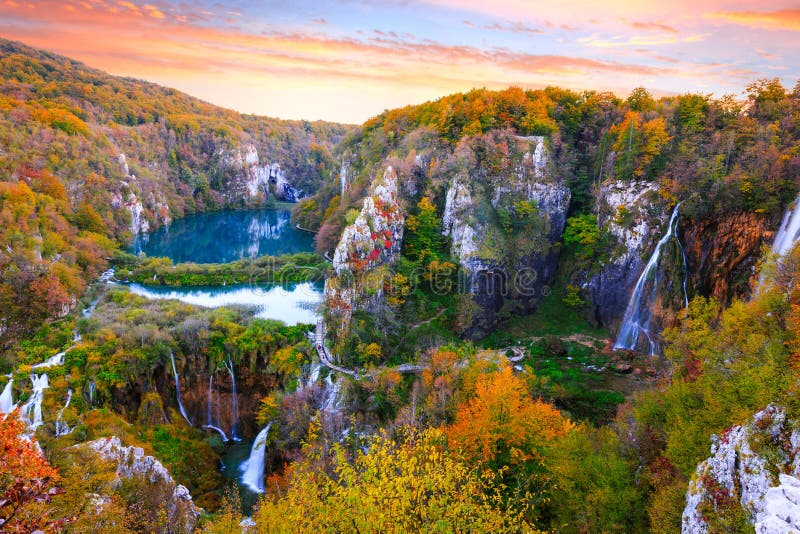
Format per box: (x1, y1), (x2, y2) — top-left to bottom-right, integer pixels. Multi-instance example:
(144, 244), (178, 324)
(683, 211), (773, 305)
(332, 166), (404, 274)
(442, 135), (570, 337)
(442, 176), (478, 260)
(82, 436), (201, 532)
(326, 166), (404, 332)
(339, 152), (355, 197)
(115, 153), (171, 235)
(682, 405), (800, 533)
(227, 143), (302, 202)
(588, 179), (664, 329)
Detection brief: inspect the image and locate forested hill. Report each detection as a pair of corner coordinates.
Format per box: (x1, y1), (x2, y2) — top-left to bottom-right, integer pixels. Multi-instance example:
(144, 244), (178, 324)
(0, 38), (349, 341)
(303, 79), (800, 358)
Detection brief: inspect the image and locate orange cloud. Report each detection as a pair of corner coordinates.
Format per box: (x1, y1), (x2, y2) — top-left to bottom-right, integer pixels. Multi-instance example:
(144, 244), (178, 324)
(705, 9), (800, 31)
(0, 0), (790, 122)
(627, 20), (679, 34)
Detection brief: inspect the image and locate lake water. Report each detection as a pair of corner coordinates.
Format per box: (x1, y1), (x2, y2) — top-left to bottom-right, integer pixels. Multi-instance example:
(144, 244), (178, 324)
(130, 209), (314, 263)
(127, 209), (322, 325)
(128, 282), (321, 325)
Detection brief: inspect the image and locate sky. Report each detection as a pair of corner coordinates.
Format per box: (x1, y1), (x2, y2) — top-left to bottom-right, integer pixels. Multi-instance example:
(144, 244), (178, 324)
(1, 0), (798, 124)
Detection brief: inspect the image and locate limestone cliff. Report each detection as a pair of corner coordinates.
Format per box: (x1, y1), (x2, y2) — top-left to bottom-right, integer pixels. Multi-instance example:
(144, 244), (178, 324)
(326, 166), (404, 330)
(683, 211), (773, 305)
(80, 436), (201, 532)
(114, 153), (171, 236)
(442, 135), (570, 337)
(224, 143), (303, 203)
(683, 405), (800, 533)
(332, 166), (404, 274)
(588, 179), (665, 330)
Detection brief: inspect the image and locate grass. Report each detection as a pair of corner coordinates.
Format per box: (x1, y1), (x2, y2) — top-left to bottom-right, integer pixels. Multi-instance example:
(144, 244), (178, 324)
(495, 279), (608, 341)
(523, 339), (624, 424)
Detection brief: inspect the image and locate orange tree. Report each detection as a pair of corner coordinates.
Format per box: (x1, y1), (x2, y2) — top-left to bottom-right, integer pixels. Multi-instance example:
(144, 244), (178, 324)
(445, 365), (574, 518)
(0, 411), (70, 532)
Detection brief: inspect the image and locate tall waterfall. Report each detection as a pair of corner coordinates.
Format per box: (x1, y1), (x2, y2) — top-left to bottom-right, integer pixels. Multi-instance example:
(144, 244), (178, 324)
(55, 389), (73, 437)
(225, 356), (241, 441)
(615, 203), (689, 355)
(0, 380), (14, 414)
(240, 423), (272, 493)
(21, 374), (49, 431)
(169, 352), (192, 425)
(88, 380), (95, 406)
(203, 373), (229, 442)
(772, 194), (800, 257)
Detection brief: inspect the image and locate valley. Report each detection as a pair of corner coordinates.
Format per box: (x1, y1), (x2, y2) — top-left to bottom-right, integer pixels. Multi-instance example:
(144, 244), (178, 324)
(1, 36), (799, 534)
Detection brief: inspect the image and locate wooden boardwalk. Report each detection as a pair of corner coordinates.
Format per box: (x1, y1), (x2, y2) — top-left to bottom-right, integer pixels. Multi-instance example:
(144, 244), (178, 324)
(315, 319), (360, 379)
(313, 320), (523, 380)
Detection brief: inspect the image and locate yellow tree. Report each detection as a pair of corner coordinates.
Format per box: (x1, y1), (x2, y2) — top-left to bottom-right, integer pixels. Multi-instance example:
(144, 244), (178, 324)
(252, 427), (535, 533)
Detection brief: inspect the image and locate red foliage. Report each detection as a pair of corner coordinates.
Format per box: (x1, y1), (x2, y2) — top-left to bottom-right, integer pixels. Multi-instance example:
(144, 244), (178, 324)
(0, 412), (72, 532)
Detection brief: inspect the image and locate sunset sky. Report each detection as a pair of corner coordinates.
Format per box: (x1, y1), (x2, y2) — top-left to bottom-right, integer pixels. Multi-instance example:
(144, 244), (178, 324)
(1, 0), (798, 124)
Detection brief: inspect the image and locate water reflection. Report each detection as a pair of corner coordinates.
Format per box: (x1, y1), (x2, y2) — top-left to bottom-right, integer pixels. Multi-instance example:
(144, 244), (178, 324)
(131, 209), (314, 264)
(128, 282), (321, 325)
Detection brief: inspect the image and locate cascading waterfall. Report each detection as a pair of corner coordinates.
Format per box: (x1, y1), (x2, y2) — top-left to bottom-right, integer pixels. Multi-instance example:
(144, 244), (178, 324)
(169, 352), (192, 425)
(225, 356), (241, 441)
(757, 194), (800, 292)
(55, 389), (73, 436)
(772, 194), (800, 257)
(0, 380), (15, 414)
(204, 373), (229, 442)
(32, 350), (66, 370)
(323, 374), (342, 413)
(615, 203), (689, 355)
(88, 380), (95, 406)
(303, 361), (322, 390)
(240, 423), (272, 493)
(21, 374), (49, 431)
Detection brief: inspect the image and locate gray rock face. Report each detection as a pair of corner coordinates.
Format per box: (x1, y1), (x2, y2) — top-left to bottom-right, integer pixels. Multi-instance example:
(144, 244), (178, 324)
(326, 166), (404, 331)
(442, 135), (570, 337)
(84, 436), (201, 533)
(224, 143), (302, 202)
(683, 405), (800, 533)
(115, 153), (171, 235)
(588, 179), (664, 329)
(332, 166), (404, 274)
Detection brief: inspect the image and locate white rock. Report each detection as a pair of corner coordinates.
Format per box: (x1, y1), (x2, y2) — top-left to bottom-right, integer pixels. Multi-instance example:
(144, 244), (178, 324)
(86, 436), (200, 532)
(683, 405), (800, 534)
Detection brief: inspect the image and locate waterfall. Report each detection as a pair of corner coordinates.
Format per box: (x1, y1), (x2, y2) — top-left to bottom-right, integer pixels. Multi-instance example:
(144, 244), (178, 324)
(303, 361), (322, 390)
(55, 389), (73, 437)
(225, 356), (241, 441)
(772, 194), (800, 257)
(21, 373), (49, 431)
(323, 374), (342, 413)
(169, 352), (192, 425)
(0, 380), (14, 414)
(240, 423), (272, 493)
(32, 350), (66, 370)
(88, 380), (95, 406)
(203, 373), (229, 442)
(757, 194), (800, 292)
(615, 203), (688, 355)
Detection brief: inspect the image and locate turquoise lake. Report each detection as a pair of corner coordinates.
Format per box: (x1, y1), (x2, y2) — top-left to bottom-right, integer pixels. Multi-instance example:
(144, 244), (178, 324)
(130, 209), (315, 263)
(127, 209), (322, 325)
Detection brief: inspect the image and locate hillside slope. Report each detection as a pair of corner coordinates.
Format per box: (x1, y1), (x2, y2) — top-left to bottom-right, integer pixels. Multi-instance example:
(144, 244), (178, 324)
(0, 38), (349, 342)
(301, 83), (800, 359)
